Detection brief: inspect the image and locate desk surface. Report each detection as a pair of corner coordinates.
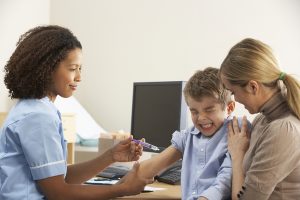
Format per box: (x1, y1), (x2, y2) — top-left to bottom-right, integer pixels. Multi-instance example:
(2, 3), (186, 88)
(115, 181), (181, 200)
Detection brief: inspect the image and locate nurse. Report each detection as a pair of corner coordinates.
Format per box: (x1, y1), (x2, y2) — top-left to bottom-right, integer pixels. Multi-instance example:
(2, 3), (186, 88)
(0, 25), (152, 200)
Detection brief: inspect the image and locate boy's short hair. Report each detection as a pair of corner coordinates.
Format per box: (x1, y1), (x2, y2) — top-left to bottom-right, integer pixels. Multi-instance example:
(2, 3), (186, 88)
(183, 67), (232, 109)
(4, 25), (82, 99)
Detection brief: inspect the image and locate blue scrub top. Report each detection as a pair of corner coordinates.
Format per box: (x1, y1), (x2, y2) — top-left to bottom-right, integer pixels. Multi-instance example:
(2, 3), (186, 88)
(0, 97), (67, 200)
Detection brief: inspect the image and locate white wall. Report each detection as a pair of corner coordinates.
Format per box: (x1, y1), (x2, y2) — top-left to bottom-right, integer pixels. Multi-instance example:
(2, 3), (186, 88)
(0, 0), (50, 111)
(50, 0), (300, 132)
(3, 0), (298, 133)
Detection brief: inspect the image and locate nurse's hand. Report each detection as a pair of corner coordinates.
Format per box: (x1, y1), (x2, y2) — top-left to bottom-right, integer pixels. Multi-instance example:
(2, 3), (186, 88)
(117, 162), (154, 196)
(227, 116), (250, 160)
(111, 135), (143, 162)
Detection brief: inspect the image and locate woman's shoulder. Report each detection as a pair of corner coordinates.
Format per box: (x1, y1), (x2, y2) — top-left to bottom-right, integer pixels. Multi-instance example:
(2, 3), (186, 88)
(6, 98), (59, 127)
(18, 98), (57, 113)
(259, 114), (300, 142)
(251, 113), (300, 143)
(270, 114), (300, 131)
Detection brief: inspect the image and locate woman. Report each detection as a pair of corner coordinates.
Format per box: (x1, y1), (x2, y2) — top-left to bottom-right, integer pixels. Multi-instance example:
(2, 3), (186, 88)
(0, 25), (152, 200)
(220, 38), (300, 199)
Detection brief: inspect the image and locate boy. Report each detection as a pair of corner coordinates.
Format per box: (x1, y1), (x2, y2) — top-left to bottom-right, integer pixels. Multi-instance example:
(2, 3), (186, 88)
(137, 67), (235, 200)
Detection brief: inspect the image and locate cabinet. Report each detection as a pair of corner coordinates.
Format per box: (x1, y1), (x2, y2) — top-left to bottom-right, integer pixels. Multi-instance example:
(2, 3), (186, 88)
(61, 113), (76, 164)
(0, 112), (76, 164)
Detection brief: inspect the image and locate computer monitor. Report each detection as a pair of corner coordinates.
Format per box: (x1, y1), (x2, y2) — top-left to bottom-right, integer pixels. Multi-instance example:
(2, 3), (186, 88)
(130, 81), (188, 152)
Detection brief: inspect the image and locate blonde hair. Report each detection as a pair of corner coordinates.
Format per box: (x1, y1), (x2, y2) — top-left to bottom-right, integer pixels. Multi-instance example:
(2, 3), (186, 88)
(184, 67), (232, 109)
(220, 38), (300, 119)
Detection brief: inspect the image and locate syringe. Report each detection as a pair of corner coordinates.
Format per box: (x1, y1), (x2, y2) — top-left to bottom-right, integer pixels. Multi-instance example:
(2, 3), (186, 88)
(131, 138), (160, 151)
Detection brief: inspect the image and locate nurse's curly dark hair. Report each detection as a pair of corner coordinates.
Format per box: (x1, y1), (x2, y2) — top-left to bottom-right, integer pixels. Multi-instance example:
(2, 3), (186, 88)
(4, 25), (82, 99)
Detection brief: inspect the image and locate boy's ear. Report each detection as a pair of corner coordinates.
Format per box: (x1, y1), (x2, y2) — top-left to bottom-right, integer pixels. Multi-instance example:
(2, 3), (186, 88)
(226, 101), (235, 115)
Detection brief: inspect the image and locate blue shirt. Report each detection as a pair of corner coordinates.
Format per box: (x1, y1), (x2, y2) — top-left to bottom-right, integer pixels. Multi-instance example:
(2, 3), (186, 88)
(171, 118), (232, 200)
(0, 97), (67, 200)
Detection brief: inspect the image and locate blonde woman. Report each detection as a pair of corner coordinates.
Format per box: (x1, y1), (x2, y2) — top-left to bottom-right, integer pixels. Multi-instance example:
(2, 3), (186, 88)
(220, 38), (300, 200)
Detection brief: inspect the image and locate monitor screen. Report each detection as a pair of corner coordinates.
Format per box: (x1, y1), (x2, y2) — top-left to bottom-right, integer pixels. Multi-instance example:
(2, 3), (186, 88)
(130, 81), (188, 152)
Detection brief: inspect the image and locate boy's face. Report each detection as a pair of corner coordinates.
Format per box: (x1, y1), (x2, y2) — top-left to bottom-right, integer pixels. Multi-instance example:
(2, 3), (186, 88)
(186, 96), (227, 137)
(50, 48), (82, 100)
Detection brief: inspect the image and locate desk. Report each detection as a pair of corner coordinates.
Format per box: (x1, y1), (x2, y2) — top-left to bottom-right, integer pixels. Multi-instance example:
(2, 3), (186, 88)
(115, 181), (181, 200)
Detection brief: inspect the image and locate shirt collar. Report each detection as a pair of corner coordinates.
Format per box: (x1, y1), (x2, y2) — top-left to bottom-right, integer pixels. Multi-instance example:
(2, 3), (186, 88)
(260, 92), (289, 121)
(40, 96), (61, 119)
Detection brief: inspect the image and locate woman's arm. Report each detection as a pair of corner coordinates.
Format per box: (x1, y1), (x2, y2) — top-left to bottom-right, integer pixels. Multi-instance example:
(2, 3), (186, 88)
(228, 116), (250, 200)
(37, 162), (153, 200)
(231, 154), (246, 200)
(236, 118), (300, 199)
(66, 136), (143, 184)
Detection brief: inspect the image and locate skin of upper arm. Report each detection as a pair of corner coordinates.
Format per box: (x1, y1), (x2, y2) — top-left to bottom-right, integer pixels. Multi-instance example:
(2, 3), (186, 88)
(37, 175), (70, 200)
(138, 146), (182, 178)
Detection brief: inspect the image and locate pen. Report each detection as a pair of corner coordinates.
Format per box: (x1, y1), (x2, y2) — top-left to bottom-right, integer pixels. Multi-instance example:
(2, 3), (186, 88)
(131, 138), (160, 151)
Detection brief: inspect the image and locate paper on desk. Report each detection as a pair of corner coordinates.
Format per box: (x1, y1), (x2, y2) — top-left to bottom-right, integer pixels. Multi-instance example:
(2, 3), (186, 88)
(144, 186), (166, 191)
(85, 178), (166, 192)
(85, 178), (118, 185)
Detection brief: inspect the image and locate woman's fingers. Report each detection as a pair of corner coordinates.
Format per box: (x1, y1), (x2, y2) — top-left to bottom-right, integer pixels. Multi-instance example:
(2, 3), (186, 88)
(240, 116), (248, 136)
(232, 116), (240, 134)
(229, 116), (248, 136)
(228, 116), (236, 139)
(132, 161), (140, 171)
(119, 135), (132, 145)
(131, 162), (154, 184)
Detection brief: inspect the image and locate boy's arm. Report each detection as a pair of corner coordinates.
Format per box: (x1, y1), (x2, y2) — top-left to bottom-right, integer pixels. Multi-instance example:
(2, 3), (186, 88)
(137, 146), (182, 179)
(199, 152), (232, 200)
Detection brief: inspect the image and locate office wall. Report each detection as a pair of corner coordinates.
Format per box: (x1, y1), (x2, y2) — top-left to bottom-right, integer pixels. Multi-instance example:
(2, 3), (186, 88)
(0, 0), (50, 111)
(52, 0), (300, 132)
(50, 0), (300, 132)
(1, 1), (299, 132)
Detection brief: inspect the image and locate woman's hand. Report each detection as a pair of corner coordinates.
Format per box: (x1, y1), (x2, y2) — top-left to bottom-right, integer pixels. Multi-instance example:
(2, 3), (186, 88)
(117, 162), (154, 196)
(228, 116), (250, 160)
(111, 135), (143, 162)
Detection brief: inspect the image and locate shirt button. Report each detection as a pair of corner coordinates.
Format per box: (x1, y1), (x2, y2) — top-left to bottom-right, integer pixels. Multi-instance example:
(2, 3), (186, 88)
(200, 148), (204, 151)
(192, 191), (196, 195)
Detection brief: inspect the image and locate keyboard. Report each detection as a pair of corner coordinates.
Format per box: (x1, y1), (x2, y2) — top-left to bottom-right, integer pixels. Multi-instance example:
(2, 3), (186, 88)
(98, 161), (182, 184)
(156, 169), (181, 185)
(155, 160), (182, 185)
(97, 165), (129, 179)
